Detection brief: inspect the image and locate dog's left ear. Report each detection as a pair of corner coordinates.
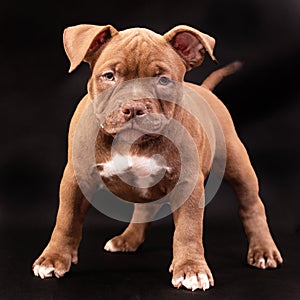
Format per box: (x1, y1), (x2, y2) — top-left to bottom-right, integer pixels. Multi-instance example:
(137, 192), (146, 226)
(164, 25), (217, 70)
(63, 24), (119, 72)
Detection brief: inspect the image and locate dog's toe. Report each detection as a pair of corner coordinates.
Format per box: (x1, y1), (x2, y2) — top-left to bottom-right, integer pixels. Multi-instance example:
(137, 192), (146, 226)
(256, 258), (266, 269)
(171, 275), (184, 289)
(198, 273), (211, 291)
(266, 257), (278, 268)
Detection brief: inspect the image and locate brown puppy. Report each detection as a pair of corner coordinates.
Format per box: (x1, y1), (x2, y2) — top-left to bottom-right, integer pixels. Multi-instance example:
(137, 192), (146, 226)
(32, 24), (283, 291)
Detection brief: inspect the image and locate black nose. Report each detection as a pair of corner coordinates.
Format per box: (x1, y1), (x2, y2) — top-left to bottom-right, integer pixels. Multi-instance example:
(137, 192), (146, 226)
(121, 102), (148, 120)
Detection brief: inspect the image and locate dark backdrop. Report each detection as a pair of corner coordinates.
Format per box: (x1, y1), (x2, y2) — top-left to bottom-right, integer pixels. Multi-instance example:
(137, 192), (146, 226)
(1, 1), (300, 299)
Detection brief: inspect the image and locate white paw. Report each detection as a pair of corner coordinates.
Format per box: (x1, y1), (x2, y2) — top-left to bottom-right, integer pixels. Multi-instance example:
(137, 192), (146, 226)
(33, 265), (55, 279)
(172, 273), (211, 291)
(104, 240), (119, 252)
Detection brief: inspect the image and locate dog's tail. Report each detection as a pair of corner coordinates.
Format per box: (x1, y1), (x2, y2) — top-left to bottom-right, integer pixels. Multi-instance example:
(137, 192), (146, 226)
(201, 61), (243, 91)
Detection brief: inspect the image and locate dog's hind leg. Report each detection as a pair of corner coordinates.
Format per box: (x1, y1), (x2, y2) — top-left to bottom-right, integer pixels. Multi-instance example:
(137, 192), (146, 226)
(225, 136), (283, 269)
(104, 204), (160, 252)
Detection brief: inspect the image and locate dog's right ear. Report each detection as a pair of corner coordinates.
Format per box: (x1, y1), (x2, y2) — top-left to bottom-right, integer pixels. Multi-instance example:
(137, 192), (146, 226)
(164, 25), (217, 71)
(63, 24), (119, 73)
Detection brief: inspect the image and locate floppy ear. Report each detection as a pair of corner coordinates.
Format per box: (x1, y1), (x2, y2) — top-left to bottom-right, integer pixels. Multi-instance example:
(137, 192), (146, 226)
(164, 25), (217, 70)
(63, 24), (119, 73)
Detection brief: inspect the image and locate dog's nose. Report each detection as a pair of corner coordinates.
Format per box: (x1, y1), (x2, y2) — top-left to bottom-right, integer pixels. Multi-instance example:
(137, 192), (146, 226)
(121, 102), (148, 120)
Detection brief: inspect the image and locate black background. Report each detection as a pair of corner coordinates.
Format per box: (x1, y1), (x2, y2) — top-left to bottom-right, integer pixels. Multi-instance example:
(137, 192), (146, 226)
(1, 0), (300, 299)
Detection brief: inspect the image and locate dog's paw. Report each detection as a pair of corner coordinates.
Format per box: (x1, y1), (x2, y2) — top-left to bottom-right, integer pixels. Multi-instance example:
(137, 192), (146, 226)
(32, 251), (75, 279)
(104, 234), (142, 252)
(169, 259), (214, 291)
(247, 242), (283, 269)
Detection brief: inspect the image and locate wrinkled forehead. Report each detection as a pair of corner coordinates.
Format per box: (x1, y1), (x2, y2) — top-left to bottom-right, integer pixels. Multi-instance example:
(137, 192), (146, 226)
(93, 28), (185, 79)
(103, 28), (166, 56)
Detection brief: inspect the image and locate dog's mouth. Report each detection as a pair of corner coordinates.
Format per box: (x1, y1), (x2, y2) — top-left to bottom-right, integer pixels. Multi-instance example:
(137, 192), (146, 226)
(115, 127), (160, 144)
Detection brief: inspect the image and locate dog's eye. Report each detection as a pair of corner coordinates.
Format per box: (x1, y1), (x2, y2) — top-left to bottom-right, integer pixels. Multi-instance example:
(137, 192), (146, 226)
(103, 72), (115, 81)
(159, 76), (170, 86)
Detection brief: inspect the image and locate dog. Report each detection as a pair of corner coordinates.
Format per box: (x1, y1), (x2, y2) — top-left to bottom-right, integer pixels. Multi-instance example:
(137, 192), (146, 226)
(33, 24), (283, 291)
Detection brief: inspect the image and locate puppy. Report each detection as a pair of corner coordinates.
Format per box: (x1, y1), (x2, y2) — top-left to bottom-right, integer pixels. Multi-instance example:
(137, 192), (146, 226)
(33, 24), (283, 291)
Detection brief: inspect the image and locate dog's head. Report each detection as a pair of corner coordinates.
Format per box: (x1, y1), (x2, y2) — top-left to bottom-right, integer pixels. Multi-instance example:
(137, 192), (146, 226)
(63, 25), (216, 141)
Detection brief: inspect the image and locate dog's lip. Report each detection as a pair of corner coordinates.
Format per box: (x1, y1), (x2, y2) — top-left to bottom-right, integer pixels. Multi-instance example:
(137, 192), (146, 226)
(115, 127), (159, 143)
(118, 127), (152, 138)
(119, 116), (162, 133)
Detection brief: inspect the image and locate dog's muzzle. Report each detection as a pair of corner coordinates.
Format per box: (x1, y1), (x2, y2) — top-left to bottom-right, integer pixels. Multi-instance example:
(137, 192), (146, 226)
(100, 99), (168, 141)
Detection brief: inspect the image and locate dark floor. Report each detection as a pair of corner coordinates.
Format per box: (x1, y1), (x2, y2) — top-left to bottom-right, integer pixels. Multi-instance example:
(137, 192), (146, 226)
(1, 1), (300, 299)
(1, 184), (300, 300)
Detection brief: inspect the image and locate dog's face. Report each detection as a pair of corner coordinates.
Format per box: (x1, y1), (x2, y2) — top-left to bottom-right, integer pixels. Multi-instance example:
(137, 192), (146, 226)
(63, 25), (216, 141)
(94, 76), (185, 141)
(90, 29), (184, 140)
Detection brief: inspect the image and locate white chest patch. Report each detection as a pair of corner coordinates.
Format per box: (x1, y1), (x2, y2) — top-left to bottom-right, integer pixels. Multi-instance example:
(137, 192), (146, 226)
(97, 154), (171, 189)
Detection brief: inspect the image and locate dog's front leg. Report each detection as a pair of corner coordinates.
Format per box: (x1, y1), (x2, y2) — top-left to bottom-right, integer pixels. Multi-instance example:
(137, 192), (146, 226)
(32, 163), (90, 279)
(169, 178), (214, 291)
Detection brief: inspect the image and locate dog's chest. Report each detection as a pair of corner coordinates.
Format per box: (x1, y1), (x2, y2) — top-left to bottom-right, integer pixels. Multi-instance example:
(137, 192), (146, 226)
(99, 154), (171, 183)
(97, 154), (174, 200)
